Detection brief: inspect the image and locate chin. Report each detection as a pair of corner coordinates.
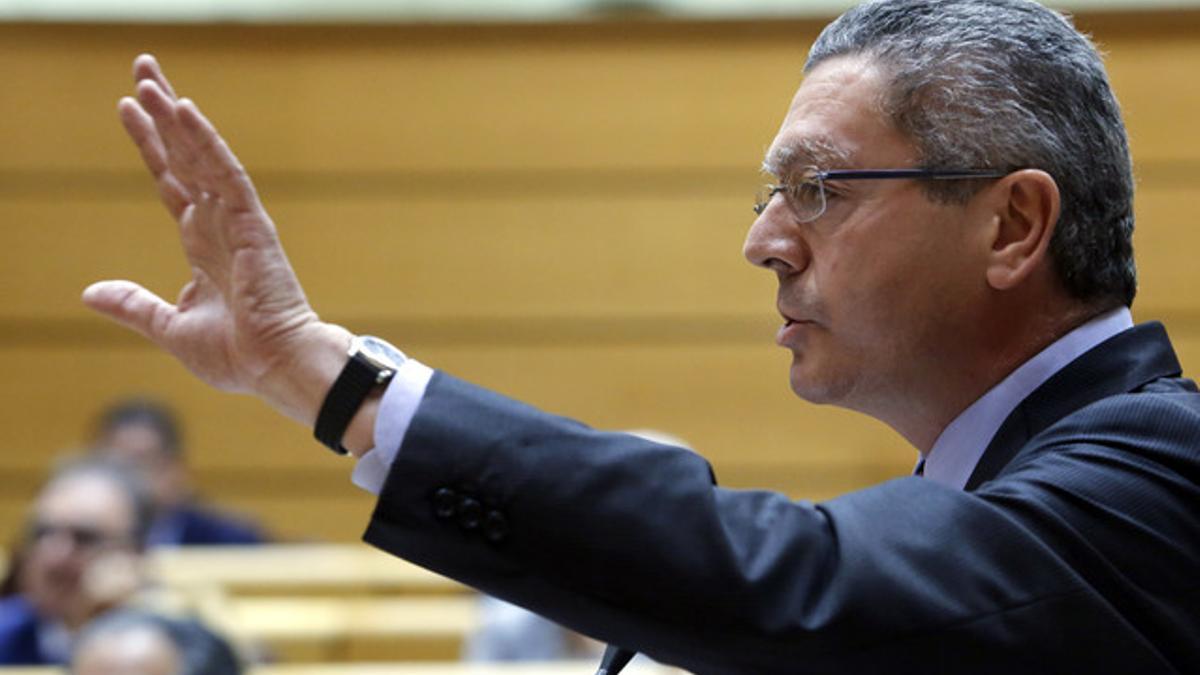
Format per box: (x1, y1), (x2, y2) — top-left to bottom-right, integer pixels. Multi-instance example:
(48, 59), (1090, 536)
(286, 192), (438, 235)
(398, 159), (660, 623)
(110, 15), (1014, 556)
(788, 358), (855, 407)
(789, 370), (835, 405)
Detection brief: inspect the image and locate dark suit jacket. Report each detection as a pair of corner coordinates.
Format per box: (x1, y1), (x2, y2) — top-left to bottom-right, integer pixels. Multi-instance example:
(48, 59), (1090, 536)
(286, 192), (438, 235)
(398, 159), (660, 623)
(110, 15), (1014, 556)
(0, 596), (54, 666)
(364, 322), (1200, 674)
(155, 504), (266, 547)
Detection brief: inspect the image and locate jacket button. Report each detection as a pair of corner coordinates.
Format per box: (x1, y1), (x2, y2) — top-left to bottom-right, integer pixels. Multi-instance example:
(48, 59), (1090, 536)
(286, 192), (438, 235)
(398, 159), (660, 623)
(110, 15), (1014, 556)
(433, 488), (458, 520)
(457, 497), (483, 531)
(483, 510), (509, 544)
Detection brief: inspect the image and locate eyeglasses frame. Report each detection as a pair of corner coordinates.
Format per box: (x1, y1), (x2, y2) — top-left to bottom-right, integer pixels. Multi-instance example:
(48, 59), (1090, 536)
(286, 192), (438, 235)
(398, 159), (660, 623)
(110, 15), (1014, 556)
(753, 167), (1012, 220)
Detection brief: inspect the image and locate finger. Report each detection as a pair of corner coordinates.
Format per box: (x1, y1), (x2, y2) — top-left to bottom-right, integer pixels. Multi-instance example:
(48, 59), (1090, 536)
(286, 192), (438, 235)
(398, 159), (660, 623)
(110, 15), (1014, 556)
(136, 80), (206, 197)
(118, 96), (191, 218)
(132, 53), (178, 100)
(177, 98), (261, 212)
(82, 280), (178, 346)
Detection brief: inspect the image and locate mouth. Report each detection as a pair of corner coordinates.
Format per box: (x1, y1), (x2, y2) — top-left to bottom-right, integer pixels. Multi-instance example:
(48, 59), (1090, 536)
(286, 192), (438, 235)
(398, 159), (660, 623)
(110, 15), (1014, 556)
(776, 312), (813, 347)
(777, 307), (809, 326)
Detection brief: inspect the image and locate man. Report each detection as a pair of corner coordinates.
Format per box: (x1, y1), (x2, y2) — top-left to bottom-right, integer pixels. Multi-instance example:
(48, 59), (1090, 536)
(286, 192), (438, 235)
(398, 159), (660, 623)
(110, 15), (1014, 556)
(71, 609), (242, 675)
(0, 460), (152, 665)
(92, 398), (267, 547)
(81, 0), (1199, 672)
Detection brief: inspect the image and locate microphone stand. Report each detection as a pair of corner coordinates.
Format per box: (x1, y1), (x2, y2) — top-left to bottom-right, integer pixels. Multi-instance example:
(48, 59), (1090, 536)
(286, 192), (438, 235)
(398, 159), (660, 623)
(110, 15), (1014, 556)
(595, 644), (636, 675)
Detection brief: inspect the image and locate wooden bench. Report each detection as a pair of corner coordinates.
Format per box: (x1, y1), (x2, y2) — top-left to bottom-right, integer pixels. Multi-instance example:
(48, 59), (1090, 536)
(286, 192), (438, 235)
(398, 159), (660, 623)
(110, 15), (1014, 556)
(147, 544), (466, 598)
(212, 595), (480, 662)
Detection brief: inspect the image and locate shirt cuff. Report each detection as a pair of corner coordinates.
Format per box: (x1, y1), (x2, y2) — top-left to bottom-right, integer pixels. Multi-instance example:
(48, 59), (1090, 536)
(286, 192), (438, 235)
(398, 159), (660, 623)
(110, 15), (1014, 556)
(351, 358), (435, 495)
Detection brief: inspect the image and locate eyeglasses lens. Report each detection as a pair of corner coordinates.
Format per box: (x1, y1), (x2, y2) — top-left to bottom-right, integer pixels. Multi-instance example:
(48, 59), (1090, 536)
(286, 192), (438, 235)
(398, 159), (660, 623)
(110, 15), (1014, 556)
(786, 176), (826, 222)
(29, 522), (110, 549)
(753, 168), (826, 222)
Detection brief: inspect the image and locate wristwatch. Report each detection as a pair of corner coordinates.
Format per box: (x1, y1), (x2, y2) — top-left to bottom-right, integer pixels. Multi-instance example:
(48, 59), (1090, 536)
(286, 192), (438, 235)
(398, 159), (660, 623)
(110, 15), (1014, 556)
(314, 335), (405, 455)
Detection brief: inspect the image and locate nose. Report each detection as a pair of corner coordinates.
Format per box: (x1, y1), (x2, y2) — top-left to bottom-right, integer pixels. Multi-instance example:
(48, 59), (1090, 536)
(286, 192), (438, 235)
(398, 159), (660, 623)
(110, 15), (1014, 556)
(743, 199), (810, 276)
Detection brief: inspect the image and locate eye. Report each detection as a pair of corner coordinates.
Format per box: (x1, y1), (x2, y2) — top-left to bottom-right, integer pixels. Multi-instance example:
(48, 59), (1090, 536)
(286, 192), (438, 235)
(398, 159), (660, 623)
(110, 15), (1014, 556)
(821, 182), (847, 200)
(780, 180), (826, 223)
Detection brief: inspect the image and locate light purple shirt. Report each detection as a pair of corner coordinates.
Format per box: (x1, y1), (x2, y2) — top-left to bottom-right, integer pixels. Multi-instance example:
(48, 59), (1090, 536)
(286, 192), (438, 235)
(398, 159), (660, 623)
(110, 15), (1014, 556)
(351, 358), (434, 495)
(920, 307), (1133, 489)
(353, 308), (1134, 495)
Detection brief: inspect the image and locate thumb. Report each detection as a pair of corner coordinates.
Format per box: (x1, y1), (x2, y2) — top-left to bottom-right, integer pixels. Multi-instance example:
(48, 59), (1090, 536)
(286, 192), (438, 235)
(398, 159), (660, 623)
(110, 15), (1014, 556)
(82, 280), (177, 345)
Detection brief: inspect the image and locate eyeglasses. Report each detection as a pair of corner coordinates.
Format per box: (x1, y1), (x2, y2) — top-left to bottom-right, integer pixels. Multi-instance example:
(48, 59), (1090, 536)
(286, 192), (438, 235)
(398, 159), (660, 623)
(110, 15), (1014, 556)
(26, 522), (129, 551)
(753, 166), (1010, 222)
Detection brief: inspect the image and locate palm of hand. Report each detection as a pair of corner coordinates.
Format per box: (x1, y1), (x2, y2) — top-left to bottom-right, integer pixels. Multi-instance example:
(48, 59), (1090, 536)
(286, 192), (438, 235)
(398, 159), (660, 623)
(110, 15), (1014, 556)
(83, 55), (319, 397)
(170, 196), (315, 393)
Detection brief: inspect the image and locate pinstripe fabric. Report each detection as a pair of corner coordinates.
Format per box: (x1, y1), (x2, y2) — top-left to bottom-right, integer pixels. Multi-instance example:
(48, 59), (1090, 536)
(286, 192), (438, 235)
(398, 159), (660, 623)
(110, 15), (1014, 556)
(364, 322), (1200, 674)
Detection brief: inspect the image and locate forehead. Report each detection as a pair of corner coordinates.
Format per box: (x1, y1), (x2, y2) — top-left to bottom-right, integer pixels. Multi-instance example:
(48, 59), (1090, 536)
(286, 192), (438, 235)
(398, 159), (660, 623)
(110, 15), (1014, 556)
(37, 473), (134, 528)
(102, 423), (168, 456)
(763, 55), (916, 176)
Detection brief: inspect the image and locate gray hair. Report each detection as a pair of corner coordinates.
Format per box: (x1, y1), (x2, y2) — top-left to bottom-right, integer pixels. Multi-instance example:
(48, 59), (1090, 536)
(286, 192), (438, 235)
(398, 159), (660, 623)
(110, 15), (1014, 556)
(807, 0), (1136, 308)
(71, 609), (243, 675)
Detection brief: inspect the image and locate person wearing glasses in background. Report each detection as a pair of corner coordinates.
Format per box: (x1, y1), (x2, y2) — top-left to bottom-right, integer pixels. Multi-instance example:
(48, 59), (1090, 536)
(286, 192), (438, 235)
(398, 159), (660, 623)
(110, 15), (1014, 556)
(0, 459), (152, 665)
(82, 0), (1199, 672)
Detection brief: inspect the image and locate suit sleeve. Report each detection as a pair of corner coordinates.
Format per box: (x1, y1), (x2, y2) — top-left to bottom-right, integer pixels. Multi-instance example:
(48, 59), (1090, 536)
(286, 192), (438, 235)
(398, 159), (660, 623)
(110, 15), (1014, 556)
(362, 372), (1193, 674)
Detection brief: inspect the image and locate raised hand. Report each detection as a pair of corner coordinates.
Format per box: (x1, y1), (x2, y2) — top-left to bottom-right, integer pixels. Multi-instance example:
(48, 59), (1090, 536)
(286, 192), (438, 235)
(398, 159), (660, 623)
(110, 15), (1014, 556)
(84, 55), (350, 425)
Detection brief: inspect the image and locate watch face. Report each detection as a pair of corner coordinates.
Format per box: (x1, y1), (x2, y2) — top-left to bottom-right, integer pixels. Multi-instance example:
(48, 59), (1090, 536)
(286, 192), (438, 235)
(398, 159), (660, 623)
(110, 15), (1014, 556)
(355, 335), (405, 370)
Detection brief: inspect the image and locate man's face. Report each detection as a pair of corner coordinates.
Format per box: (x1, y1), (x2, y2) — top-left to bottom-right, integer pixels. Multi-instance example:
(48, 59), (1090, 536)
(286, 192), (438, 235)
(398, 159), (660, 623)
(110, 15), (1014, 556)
(744, 55), (993, 425)
(20, 474), (139, 627)
(98, 423), (186, 510)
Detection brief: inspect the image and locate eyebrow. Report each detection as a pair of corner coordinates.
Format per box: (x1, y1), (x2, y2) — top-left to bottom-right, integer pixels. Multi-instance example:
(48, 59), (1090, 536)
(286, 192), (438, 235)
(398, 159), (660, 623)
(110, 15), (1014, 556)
(761, 136), (852, 177)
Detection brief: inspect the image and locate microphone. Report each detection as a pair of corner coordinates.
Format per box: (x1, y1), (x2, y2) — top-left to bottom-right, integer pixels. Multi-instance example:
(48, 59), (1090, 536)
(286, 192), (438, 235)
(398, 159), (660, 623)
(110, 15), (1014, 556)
(596, 644), (636, 675)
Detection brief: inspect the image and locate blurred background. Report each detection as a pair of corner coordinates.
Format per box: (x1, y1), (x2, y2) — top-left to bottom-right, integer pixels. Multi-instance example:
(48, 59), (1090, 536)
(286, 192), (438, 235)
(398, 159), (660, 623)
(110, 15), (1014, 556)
(0, 0), (1197, 671)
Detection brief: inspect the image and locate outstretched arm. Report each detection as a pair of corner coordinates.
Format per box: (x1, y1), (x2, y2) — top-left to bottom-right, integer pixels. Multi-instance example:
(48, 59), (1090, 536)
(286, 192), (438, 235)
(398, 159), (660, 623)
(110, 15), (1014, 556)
(83, 54), (378, 454)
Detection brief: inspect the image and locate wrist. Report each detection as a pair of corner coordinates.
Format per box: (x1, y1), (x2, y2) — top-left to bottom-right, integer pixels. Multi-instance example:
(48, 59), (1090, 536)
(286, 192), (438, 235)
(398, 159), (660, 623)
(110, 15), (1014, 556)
(340, 389), (383, 458)
(312, 333), (403, 458)
(257, 321), (355, 427)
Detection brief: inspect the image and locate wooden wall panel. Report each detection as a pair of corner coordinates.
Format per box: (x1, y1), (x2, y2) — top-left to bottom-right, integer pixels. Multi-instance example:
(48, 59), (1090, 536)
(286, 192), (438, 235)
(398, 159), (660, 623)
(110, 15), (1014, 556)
(2, 17), (1200, 173)
(2, 183), (1196, 320)
(0, 23), (808, 174)
(1, 13), (1198, 545)
(0, 193), (765, 319)
(0, 343), (906, 470)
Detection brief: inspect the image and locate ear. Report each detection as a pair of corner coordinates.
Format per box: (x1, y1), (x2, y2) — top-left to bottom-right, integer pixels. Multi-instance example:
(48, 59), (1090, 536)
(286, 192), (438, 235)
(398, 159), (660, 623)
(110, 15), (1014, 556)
(984, 169), (1060, 291)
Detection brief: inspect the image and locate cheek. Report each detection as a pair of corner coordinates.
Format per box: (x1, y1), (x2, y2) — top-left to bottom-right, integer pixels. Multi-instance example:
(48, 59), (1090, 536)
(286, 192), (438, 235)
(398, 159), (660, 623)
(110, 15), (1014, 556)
(823, 253), (941, 369)
(824, 244), (908, 323)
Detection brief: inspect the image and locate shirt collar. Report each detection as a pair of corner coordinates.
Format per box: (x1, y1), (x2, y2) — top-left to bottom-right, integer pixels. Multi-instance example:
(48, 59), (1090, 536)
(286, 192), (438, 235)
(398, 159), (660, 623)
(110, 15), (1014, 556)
(921, 307), (1134, 490)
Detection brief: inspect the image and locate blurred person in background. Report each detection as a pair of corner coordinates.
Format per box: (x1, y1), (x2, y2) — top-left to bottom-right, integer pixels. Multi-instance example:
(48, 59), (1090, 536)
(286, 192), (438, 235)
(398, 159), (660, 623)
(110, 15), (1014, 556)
(71, 609), (242, 675)
(92, 398), (267, 547)
(464, 594), (602, 662)
(0, 459), (152, 665)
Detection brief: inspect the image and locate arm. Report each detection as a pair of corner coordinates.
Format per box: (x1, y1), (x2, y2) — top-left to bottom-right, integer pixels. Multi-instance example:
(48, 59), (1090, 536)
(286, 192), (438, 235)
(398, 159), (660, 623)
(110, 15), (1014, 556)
(82, 55), (378, 454)
(363, 373), (1189, 673)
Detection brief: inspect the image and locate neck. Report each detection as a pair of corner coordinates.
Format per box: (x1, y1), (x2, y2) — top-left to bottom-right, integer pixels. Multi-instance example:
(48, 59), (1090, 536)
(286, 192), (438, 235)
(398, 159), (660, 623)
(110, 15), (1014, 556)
(872, 296), (1105, 452)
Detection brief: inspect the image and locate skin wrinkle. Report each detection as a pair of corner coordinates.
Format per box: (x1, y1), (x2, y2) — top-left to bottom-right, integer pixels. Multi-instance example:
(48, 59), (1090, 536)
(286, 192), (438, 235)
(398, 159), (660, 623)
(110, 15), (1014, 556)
(763, 137), (854, 179)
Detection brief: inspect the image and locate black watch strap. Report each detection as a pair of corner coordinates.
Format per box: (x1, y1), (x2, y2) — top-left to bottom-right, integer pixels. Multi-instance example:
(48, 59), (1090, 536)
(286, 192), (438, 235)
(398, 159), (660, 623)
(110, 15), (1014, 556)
(314, 349), (396, 455)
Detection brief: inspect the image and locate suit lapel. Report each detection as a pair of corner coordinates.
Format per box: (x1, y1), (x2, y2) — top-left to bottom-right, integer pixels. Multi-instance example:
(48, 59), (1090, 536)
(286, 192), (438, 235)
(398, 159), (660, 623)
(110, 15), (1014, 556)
(964, 322), (1182, 491)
